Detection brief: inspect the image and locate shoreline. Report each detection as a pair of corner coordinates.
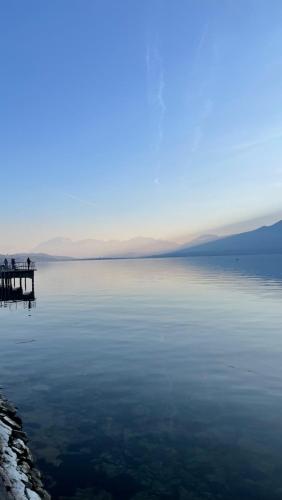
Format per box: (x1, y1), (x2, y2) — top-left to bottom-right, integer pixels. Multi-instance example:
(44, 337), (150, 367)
(0, 395), (50, 499)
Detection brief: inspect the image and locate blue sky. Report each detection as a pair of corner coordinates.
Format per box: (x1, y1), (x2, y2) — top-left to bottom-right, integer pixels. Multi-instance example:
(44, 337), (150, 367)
(1, 0), (282, 252)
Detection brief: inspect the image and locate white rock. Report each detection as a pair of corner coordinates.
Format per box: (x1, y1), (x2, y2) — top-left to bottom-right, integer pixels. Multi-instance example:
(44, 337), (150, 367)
(0, 396), (50, 499)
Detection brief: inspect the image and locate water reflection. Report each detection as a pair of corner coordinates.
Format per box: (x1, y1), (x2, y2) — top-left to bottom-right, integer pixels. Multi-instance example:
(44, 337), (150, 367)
(0, 282), (36, 309)
(1, 256), (282, 499)
(172, 255), (282, 284)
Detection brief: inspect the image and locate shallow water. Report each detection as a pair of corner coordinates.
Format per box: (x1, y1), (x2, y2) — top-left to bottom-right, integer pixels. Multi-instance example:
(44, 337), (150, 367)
(1, 256), (282, 499)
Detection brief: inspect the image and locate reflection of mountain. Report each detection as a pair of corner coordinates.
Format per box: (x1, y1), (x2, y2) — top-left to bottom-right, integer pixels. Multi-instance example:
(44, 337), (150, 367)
(170, 254), (282, 284)
(163, 221), (282, 257)
(33, 237), (179, 259)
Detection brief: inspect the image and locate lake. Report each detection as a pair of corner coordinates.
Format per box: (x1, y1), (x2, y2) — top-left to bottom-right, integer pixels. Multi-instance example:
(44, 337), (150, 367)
(1, 256), (282, 500)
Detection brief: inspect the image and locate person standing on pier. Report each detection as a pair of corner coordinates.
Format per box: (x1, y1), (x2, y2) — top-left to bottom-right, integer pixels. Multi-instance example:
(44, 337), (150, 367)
(4, 258), (8, 269)
(11, 258), (16, 269)
(27, 257), (31, 270)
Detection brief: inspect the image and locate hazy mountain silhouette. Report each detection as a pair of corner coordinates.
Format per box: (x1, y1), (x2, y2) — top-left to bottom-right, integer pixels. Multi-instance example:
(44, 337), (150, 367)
(33, 237), (180, 258)
(0, 253), (71, 262)
(6, 222), (282, 261)
(162, 221), (282, 257)
(179, 234), (219, 248)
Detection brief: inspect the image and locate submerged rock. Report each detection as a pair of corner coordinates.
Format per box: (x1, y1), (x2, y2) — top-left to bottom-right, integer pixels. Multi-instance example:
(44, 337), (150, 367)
(0, 396), (50, 499)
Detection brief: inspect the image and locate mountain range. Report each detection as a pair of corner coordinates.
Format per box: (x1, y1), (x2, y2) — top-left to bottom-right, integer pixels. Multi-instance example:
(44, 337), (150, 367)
(32, 237), (180, 259)
(2, 221), (282, 262)
(162, 220), (282, 257)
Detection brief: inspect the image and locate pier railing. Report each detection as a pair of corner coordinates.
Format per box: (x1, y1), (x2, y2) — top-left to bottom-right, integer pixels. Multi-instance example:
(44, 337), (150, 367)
(0, 261), (36, 272)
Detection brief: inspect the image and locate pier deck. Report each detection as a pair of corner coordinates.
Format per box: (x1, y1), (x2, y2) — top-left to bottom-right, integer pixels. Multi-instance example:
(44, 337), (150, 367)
(0, 262), (36, 292)
(0, 261), (36, 273)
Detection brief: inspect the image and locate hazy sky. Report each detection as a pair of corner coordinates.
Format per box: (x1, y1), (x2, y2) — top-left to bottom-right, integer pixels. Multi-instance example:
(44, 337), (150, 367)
(1, 0), (282, 252)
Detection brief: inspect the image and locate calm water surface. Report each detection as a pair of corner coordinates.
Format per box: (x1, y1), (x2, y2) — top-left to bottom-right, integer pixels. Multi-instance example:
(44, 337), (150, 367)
(1, 256), (282, 499)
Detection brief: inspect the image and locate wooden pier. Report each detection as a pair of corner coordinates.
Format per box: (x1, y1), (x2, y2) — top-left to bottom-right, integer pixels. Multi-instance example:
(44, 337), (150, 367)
(0, 262), (36, 305)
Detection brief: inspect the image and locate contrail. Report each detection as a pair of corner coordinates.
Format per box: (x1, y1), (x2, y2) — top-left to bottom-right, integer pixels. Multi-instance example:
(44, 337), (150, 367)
(62, 192), (96, 208)
(146, 41), (166, 184)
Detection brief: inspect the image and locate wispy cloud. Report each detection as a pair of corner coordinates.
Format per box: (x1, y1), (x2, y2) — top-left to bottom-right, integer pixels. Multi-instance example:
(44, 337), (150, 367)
(212, 127), (282, 156)
(62, 192), (96, 208)
(188, 23), (214, 153)
(191, 126), (203, 153)
(146, 41), (166, 184)
(157, 62), (166, 148)
(191, 98), (214, 152)
(229, 129), (282, 153)
(195, 22), (209, 62)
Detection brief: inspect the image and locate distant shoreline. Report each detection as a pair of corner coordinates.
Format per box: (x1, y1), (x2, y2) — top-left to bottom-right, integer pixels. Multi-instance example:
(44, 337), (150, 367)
(26, 251), (282, 262)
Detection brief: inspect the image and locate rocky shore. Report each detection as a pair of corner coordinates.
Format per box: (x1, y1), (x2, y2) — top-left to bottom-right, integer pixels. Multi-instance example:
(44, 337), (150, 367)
(0, 395), (50, 499)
